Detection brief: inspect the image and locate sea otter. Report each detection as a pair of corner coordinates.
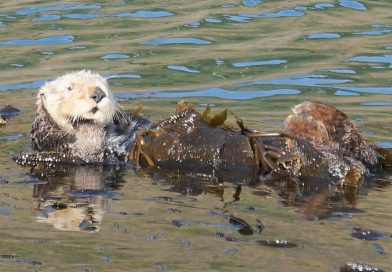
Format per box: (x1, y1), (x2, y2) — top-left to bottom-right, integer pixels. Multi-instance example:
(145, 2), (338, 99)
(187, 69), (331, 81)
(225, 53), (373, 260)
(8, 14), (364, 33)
(29, 70), (138, 164)
(15, 70), (389, 186)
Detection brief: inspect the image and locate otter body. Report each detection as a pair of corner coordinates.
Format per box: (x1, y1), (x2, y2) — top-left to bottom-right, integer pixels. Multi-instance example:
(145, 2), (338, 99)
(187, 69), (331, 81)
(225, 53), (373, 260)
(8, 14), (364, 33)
(17, 70), (387, 186)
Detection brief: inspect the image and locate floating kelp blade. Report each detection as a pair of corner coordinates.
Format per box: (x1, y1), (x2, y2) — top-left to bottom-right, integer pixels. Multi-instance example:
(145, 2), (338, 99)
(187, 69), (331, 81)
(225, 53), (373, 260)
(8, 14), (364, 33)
(201, 104), (229, 126)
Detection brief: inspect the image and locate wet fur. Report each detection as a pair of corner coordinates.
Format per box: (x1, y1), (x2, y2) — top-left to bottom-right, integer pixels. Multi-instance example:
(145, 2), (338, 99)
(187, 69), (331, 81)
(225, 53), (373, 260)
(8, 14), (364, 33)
(31, 70), (137, 163)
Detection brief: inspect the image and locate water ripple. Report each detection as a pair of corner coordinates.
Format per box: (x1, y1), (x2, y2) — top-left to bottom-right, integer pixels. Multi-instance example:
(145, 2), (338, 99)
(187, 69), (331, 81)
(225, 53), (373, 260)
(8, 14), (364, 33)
(231, 59), (287, 68)
(101, 54), (130, 60)
(104, 74), (141, 80)
(326, 69), (356, 74)
(34, 10), (174, 21)
(313, 3), (335, 9)
(361, 102), (392, 106)
(15, 4), (101, 15)
(241, 0), (262, 7)
(168, 65), (200, 73)
(235, 74), (352, 87)
(0, 79), (46, 91)
(306, 33), (341, 39)
(348, 54), (392, 68)
(116, 88), (300, 100)
(0, 35), (74, 46)
(33, 14), (61, 22)
(140, 37), (212, 45)
(338, 0), (367, 11)
(240, 9), (305, 19)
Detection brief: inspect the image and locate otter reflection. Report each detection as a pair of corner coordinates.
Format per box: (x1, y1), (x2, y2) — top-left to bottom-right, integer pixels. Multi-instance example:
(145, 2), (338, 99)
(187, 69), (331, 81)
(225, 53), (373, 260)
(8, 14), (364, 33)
(30, 163), (125, 232)
(142, 166), (392, 220)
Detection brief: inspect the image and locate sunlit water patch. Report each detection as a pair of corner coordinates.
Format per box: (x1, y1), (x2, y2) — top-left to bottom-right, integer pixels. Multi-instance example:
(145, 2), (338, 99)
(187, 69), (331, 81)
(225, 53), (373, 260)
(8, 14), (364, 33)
(338, 0), (367, 11)
(140, 37), (212, 45)
(231, 59), (287, 68)
(0, 22), (5, 27)
(167, 65), (200, 73)
(101, 54), (130, 60)
(0, 35), (74, 46)
(116, 88), (300, 100)
(306, 32), (341, 39)
(14, 4), (101, 15)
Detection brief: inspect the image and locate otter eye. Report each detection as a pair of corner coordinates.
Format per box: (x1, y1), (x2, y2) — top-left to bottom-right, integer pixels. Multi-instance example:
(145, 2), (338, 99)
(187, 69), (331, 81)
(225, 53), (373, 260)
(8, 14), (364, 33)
(67, 86), (72, 91)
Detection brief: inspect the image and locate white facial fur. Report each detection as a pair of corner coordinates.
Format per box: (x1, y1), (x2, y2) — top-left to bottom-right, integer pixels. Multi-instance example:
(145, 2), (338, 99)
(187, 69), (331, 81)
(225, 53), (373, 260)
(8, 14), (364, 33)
(38, 70), (117, 134)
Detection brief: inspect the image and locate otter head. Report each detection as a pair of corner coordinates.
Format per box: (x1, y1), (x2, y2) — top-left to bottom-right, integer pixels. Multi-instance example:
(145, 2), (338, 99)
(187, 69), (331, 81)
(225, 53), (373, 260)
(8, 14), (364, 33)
(38, 70), (117, 134)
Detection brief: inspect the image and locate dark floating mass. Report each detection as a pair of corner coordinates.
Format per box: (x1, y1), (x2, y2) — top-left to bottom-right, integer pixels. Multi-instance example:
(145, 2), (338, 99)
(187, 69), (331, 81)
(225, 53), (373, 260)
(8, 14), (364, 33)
(372, 243), (385, 255)
(0, 105), (21, 119)
(228, 215), (255, 235)
(351, 227), (391, 241)
(256, 239), (298, 248)
(340, 262), (384, 272)
(213, 232), (246, 242)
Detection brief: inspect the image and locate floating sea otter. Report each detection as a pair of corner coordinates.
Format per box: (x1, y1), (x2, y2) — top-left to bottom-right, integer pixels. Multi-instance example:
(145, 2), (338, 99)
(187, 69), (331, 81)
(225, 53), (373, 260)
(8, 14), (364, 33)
(15, 70), (390, 186)
(28, 70), (138, 163)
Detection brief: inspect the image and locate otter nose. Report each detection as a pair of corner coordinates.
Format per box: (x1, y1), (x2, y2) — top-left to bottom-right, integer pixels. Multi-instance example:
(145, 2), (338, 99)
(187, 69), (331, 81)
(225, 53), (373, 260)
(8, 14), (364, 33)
(90, 87), (106, 103)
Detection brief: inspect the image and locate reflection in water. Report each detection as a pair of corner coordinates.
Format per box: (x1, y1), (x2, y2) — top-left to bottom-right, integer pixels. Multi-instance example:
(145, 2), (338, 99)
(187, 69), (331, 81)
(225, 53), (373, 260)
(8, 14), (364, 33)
(140, 165), (392, 221)
(28, 163), (126, 232)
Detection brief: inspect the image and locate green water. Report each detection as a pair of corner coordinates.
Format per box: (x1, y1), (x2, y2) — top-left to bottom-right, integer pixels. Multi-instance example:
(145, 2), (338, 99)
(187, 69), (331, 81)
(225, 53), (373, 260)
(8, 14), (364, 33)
(0, 0), (392, 271)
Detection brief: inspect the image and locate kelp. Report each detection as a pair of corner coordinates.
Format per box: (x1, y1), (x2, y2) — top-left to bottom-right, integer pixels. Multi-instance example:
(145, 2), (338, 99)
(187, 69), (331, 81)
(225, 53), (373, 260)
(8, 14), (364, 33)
(201, 104), (229, 127)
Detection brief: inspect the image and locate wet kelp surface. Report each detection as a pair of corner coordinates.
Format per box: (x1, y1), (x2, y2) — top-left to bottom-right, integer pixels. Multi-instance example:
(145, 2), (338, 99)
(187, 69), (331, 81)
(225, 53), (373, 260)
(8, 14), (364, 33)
(1, 0), (392, 271)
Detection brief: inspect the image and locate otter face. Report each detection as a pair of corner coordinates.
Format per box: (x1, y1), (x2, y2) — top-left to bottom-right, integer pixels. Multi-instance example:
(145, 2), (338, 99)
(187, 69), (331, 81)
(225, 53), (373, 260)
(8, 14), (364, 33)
(38, 70), (117, 134)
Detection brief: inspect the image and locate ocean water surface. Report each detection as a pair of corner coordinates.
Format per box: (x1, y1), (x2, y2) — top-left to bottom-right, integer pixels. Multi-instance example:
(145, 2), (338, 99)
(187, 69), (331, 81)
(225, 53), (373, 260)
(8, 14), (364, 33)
(0, 0), (391, 271)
